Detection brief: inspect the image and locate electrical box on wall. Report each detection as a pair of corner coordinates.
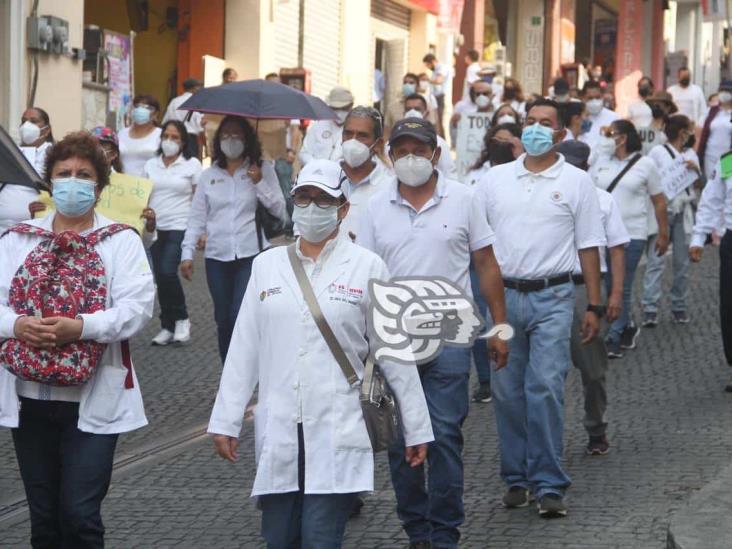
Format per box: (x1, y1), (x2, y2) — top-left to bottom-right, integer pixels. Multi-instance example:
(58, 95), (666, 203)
(27, 15), (69, 54)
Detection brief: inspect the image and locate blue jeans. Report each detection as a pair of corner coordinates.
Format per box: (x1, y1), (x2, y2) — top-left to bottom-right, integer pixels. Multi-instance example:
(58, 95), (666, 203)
(642, 213), (690, 313)
(491, 283), (574, 498)
(469, 263), (491, 385)
(150, 229), (188, 331)
(205, 256), (254, 363)
(260, 425), (356, 548)
(388, 346), (471, 548)
(606, 239), (646, 343)
(12, 398), (118, 549)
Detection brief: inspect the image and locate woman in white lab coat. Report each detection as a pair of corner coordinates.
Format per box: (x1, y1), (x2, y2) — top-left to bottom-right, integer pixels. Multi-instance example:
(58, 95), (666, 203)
(208, 159), (433, 548)
(0, 132), (155, 547)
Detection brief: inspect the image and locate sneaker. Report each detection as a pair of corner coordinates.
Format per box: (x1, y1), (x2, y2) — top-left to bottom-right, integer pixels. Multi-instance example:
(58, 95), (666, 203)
(641, 311), (658, 328)
(471, 382), (492, 403)
(173, 319), (191, 344)
(151, 329), (174, 346)
(538, 493), (568, 518)
(672, 310), (690, 324)
(606, 340), (624, 359)
(585, 435), (610, 456)
(408, 542), (431, 549)
(619, 324), (640, 350)
(502, 486), (530, 508)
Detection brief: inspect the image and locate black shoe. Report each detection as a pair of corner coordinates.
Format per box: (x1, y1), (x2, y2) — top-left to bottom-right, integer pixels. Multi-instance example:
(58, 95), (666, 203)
(502, 486), (530, 508)
(641, 311), (658, 328)
(672, 310), (690, 324)
(606, 340), (624, 359)
(537, 493), (568, 518)
(408, 542), (432, 549)
(348, 495), (364, 519)
(585, 435), (610, 456)
(471, 382), (492, 403)
(619, 324), (640, 350)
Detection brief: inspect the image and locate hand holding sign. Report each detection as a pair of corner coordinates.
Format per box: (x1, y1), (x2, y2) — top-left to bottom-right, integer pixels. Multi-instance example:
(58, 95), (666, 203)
(660, 156), (698, 200)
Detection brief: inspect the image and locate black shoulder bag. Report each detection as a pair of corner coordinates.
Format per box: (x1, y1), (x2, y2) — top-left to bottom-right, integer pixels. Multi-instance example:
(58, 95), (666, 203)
(606, 154), (642, 194)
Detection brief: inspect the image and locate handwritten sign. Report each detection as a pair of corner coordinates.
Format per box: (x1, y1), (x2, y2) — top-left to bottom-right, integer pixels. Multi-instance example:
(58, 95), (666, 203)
(456, 113), (492, 180)
(39, 173), (153, 234)
(660, 157), (697, 200)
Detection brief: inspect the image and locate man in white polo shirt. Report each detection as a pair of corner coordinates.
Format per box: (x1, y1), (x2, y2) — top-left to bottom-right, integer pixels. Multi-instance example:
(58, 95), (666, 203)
(476, 98), (605, 518)
(579, 80), (619, 151)
(359, 118), (508, 548)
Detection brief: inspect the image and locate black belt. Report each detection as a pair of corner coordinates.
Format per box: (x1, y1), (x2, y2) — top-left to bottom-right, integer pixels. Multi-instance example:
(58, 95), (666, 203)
(572, 274), (585, 285)
(503, 273), (573, 293)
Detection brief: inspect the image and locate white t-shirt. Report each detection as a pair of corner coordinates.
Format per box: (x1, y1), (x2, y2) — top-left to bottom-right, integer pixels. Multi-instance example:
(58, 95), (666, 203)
(667, 84), (707, 125)
(144, 154), (202, 231)
(463, 62), (482, 99)
(627, 99), (653, 128)
(573, 188), (630, 274)
(162, 92), (204, 135)
(703, 107), (732, 171)
(475, 154), (605, 279)
(20, 141), (52, 178)
(432, 62), (451, 97)
(589, 153), (662, 239)
(579, 107), (620, 150)
(118, 126), (163, 177)
(464, 162), (490, 187)
(0, 184), (39, 231)
(358, 172), (495, 294)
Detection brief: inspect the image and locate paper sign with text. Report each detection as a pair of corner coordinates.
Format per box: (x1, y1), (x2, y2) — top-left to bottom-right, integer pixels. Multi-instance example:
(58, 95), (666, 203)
(660, 157), (697, 200)
(456, 113), (492, 180)
(39, 173), (153, 233)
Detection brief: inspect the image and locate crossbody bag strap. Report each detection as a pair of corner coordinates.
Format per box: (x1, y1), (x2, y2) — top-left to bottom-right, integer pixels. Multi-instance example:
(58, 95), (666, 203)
(663, 144), (675, 159)
(606, 153), (642, 194)
(286, 244), (359, 387)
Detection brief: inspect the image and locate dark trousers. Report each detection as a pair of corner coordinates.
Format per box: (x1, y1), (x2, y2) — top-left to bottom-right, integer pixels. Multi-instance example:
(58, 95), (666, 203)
(205, 256), (254, 363)
(12, 398), (118, 549)
(259, 425), (356, 548)
(720, 232), (732, 365)
(150, 230), (188, 331)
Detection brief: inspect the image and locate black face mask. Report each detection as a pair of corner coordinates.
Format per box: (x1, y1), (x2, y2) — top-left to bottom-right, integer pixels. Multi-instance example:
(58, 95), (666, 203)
(685, 134), (696, 149)
(489, 140), (516, 166)
(679, 77), (691, 87)
(639, 86), (651, 98)
(503, 88), (516, 100)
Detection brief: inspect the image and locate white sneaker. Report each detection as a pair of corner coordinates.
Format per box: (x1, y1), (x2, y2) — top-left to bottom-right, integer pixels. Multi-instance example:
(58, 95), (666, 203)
(173, 319), (191, 344)
(152, 329), (174, 346)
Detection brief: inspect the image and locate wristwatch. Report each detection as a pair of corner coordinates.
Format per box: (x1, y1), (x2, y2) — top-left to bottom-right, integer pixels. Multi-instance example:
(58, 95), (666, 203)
(586, 304), (606, 318)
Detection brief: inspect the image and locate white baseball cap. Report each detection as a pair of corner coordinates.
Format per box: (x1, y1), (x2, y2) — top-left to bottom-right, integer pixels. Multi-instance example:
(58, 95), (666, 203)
(326, 86), (354, 109)
(291, 159), (348, 198)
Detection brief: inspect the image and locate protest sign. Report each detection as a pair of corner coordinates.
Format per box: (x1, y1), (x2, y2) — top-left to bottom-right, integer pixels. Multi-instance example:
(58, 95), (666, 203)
(456, 113), (492, 180)
(660, 156), (698, 200)
(39, 173), (153, 234)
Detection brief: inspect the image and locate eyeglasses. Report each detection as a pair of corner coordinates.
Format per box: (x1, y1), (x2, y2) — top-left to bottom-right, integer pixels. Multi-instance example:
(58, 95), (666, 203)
(293, 193), (342, 209)
(601, 128), (620, 138)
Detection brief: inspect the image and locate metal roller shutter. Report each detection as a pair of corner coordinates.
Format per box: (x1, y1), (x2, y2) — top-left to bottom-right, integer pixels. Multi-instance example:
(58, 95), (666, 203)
(303, 0), (342, 99)
(371, 0), (410, 30)
(274, 0), (300, 70)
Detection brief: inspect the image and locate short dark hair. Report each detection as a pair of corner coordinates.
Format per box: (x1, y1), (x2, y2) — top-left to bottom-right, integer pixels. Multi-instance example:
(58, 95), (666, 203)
(45, 131), (110, 190)
(611, 119), (642, 153)
(157, 120), (192, 159)
(466, 49), (480, 62)
(132, 94), (161, 114)
(678, 66), (690, 74)
(422, 53), (437, 64)
(638, 76), (654, 89)
(403, 72), (419, 83)
(404, 93), (428, 110)
(222, 67), (237, 79)
(558, 101), (585, 128)
(265, 72), (279, 80)
(527, 98), (564, 128)
(212, 116), (262, 168)
(664, 114), (692, 142)
(582, 80), (602, 95)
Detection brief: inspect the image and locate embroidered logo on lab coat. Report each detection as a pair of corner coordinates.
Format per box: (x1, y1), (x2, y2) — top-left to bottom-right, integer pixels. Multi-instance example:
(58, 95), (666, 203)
(322, 130), (332, 139)
(328, 283), (363, 305)
(260, 287), (282, 301)
(550, 191), (563, 202)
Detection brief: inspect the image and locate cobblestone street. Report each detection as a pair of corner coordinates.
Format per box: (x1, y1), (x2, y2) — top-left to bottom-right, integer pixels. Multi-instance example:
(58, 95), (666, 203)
(2, 251), (732, 548)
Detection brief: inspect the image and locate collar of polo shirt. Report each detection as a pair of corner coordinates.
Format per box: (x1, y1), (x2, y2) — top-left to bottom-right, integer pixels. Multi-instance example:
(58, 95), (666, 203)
(515, 152), (566, 179)
(389, 169), (449, 203)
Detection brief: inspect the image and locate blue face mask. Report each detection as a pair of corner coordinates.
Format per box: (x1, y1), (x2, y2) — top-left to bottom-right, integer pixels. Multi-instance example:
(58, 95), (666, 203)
(51, 177), (97, 217)
(521, 123), (556, 157)
(402, 83), (416, 96)
(580, 118), (592, 134)
(132, 106), (152, 125)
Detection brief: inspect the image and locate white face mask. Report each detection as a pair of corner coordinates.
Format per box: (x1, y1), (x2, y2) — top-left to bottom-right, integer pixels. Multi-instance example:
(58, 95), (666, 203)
(292, 202), (341, 243)
(497, 114), (516, 125)
(342, 139), (373, 168)
(161, 139), (180, 158)
(586, 98), (604, 115)
(393, 152), (435, 187)
(19, 121), (43, 145)
(334, 110), (349, 125)
(719, 91), (732, 104)
(597, 136), (618, 157)
(404, 109), (424, 119)
(475, 95), (492, 109)
(220, 137), (245, 159)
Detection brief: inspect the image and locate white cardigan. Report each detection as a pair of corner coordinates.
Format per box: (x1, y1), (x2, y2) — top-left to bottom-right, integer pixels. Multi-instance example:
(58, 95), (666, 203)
(0, 213), (155, 434)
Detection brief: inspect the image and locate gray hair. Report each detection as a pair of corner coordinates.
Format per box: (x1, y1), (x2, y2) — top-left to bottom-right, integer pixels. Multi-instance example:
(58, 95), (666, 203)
(344, 106), (384, 139)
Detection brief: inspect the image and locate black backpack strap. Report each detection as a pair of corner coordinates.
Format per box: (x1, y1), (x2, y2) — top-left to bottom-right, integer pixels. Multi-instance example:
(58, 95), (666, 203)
(606, 154), (643, 194)
(663, 144), (675, 159)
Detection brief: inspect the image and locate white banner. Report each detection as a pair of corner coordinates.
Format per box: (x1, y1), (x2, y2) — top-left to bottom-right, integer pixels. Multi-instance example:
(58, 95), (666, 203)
(661, 156), (698, 200)
(456, 113), (492, 180)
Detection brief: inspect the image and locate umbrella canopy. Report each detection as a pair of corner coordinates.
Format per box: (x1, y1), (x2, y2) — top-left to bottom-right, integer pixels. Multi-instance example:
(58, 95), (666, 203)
(179, 79), (337, 120)
(0, 124), (44, 190)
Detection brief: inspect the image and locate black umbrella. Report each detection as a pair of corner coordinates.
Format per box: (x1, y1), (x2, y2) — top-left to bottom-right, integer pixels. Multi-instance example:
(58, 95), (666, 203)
(179, 79), (336, 120)
(0, 124), (44, 190)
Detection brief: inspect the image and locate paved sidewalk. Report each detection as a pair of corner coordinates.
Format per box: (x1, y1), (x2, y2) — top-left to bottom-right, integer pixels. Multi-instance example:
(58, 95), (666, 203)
(2, 252), (732, 548)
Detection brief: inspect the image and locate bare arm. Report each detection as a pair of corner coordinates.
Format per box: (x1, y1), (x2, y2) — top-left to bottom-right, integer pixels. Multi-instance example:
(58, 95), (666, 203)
(472, 246), (509, 369)
(651, 193), (669, 256)
(578, 247), (602, 343)
(606, 245), (625, 322)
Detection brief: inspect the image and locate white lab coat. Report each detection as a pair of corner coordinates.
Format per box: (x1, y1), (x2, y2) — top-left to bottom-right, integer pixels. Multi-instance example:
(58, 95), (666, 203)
(208, 237), (434, 496)
(0, 213), (155, 433)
